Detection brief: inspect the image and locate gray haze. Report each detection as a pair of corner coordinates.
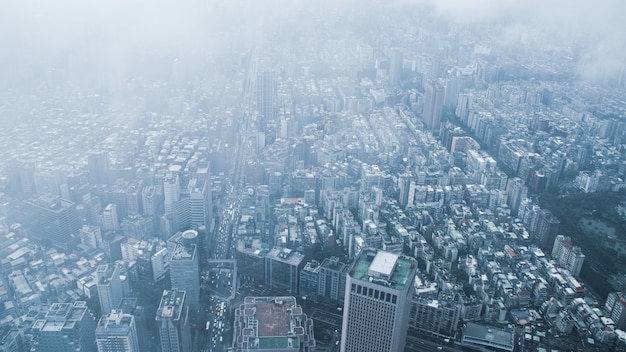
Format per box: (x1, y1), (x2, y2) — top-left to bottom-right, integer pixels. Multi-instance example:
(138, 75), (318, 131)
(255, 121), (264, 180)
(411, 0), (626, 81)
(2, 0), (625, 86)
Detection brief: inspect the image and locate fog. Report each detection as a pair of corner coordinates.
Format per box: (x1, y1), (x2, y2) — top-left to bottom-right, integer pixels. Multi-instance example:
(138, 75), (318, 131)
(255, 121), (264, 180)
(411, 0), (626, 82)
(1, 0), (625, 90)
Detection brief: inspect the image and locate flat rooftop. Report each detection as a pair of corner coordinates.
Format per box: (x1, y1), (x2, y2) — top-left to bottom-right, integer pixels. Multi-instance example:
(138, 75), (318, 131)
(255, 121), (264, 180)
(351, 249), (415, 290)
(156, 289), (186, 321)
(255, 298), (293, 337)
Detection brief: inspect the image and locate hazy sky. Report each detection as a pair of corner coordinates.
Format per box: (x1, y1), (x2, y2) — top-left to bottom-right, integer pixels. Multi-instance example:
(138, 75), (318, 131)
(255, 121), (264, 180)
(1, 0), (624, 87)
(411, 0), (626, 81)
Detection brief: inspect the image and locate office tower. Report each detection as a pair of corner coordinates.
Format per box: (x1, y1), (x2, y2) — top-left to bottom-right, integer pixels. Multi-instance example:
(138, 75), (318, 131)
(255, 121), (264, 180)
(151, 247), (169, 283)
(169, 230), (200, 309)
(80, 224), (103, 249)
(423, 81), (445, 132)
(163, 174), (180, 214)
(551, 235), (585, 277)
(21, 194), (80, 251)
(156, 289), (191, 352)
(97, 263), (125, 315)
(117, 297), (149, 352)
(389, 49), (403, 86)
(232, 296), (316, 352)
(125, 181), (143, 216)
(265, 247), (305, 294)
(88, 151), (110, 185)
(256, 70), (276, 124)
(187, 178), (211, 229)
(102, 203), (119, 231)
(95, 310), (140, 352)
(141, 186), (157, 216)
(340, 249), (417, 352)
(318, 257), (349, 305)
(31, 302), (97, 352)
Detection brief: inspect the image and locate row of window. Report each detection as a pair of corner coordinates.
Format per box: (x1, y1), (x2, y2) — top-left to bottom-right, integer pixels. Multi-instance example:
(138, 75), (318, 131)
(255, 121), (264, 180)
(351, 284), (397, 303)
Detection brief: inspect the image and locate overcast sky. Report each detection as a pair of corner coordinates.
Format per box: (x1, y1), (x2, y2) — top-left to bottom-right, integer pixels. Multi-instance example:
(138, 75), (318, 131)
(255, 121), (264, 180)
(1, 0), (624, 87)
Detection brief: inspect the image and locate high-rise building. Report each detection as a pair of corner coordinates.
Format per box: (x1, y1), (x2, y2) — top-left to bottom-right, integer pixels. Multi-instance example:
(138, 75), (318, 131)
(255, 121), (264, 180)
(156, 289), (191, 352)
(151, 247), (169, 283)
(102, 203), (119, 231)
(265, 247), (305, 294)
(389, 49), (403, 86)
(532, 209), (560, 248)
(97, 263), (126, 315)
(232, 296), (315, 352)
(21, 194), (80, 251)
(423, 81), (445, 132)
(80, 224), (103, 250)
(318, 257), (349, 305)
(506, 177), (528, 217)
(256, 70), (276, 125)
(88, 151), (110, 185)
(163, 174), (180, 214)
(31, 301), (97, 352)
(299, 261), (320, 300)
(551, 235), (585, 277)
(95, 310), (140, 352)
(169, 230), (200, 309)
(340, 249), (417, 352)
(409, 291), (461, 339)
(141, 186), (158, 216)
(187, 178), (212, 230)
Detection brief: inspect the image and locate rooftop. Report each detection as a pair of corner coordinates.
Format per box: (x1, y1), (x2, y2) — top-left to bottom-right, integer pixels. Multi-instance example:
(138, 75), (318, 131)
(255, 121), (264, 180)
(234, 296), (313, 351)
(156, 289), (186, 321)
(351, 248), (416, 290)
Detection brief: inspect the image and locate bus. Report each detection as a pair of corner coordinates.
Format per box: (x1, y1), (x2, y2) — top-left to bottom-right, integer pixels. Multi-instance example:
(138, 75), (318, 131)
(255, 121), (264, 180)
(206, 321), (210, 331)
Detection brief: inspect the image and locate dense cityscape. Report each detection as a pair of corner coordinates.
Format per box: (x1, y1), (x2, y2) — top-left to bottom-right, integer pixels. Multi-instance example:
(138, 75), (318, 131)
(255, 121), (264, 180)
(1, 1), (626, 351)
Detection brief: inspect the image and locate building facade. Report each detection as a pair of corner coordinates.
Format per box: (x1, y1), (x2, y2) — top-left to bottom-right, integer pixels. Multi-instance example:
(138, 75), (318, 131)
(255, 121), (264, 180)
(95, 310), (140, 352)
(340, 249), (417, 352)
(156, 289), (191, 352)
(31, 301), (97, 352)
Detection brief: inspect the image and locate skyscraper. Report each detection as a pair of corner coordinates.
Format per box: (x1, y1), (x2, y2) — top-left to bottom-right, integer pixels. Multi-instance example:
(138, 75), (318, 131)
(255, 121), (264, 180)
(163, 174), (180, 214)
(102, 203), (119, 231)
(31, 301), (97, 352)
(169, 230), (200, 309)
(156, 289), (191, 352)
(187, 178), (212, 230)
(95, 310), (140, 352)
(423, 81), (445, 132)
(340, 248), (417, 352)
(389, 49), (403, 86)
(88, 151), (110, 185)
(97, 263), (125, 315)
(256, 70), (275, 125)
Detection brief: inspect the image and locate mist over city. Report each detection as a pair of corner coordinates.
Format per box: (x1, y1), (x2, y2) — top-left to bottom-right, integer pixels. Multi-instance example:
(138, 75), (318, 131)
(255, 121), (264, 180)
(1, 1), (626, 351)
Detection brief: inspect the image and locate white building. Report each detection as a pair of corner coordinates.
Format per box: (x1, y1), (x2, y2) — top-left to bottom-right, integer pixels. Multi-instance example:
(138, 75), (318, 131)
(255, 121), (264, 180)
(340, 249), (417, 352)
